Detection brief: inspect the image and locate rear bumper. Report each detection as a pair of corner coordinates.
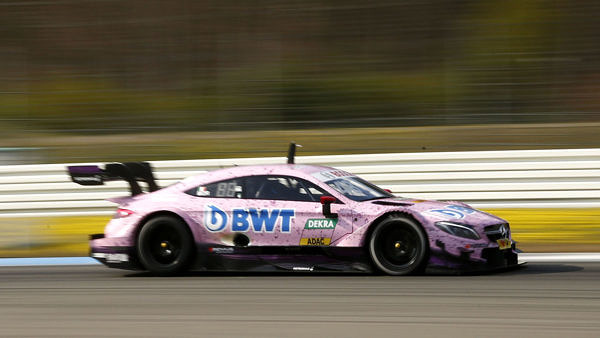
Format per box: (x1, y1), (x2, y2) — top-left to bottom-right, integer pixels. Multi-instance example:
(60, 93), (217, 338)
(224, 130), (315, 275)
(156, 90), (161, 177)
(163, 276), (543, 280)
(90, 234), (142, 270)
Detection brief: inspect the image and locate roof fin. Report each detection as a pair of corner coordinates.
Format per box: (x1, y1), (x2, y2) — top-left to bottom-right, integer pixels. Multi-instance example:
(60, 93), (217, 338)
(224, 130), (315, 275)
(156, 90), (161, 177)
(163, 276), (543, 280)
(287, 142), (302, 164)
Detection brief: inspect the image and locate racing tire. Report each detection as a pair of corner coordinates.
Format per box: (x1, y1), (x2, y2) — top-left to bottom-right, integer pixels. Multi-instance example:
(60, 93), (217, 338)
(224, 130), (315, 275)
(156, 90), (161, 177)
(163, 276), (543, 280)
(368, 215), (428, 276)
(137, 216), (194, 276)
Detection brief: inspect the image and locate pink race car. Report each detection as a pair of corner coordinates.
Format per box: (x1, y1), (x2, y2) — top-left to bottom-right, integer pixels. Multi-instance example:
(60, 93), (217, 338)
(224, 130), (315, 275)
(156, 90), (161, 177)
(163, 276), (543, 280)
(68, 144), (518, 276)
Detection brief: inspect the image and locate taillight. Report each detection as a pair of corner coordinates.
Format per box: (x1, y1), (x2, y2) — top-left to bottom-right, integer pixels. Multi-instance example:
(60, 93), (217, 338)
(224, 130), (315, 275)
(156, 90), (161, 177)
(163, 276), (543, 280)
(114, 208), (134, 218)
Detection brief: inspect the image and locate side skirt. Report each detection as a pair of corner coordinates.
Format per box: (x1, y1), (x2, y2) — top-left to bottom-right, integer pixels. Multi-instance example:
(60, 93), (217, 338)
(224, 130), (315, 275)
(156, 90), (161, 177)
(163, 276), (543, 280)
(191, 245), (373, 273)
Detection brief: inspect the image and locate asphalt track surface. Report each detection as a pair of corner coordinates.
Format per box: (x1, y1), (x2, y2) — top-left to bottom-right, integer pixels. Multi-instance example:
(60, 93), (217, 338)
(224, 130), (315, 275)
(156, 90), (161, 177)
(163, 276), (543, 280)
(0, 263), (599, 338)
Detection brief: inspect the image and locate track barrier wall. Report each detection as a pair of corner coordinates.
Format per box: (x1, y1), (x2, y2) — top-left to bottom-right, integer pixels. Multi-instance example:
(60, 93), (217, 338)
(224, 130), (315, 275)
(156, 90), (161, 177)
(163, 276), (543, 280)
(1, 148), (599, 257)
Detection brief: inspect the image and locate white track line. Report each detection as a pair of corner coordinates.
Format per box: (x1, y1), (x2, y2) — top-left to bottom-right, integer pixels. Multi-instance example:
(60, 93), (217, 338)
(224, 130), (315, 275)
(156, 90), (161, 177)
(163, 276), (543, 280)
(0, 253), (599, 267)
(519, 252), (600, 263)
(0, 257), (99, 267)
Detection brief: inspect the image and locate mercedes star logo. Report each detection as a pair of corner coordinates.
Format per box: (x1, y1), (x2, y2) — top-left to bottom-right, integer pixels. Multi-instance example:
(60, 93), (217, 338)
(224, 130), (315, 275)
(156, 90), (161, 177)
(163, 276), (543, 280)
(499, 225), (508, 238)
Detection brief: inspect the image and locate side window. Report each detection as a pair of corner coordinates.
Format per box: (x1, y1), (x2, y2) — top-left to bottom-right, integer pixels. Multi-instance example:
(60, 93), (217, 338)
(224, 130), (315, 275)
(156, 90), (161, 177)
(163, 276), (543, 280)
(245, 175), (331, 202)
(298, 178), (331, 200)
(186, 178), (243, 198)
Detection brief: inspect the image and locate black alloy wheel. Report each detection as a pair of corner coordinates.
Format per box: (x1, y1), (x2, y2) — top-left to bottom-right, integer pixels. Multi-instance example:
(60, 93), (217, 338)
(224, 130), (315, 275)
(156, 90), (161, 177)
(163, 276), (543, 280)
(137, 216), (194, 276)
(368, 215), (428, 275)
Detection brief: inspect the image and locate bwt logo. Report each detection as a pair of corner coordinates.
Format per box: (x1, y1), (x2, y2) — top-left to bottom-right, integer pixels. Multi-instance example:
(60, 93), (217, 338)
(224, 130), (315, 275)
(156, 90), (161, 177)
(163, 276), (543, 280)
(204, 205), (295, 233)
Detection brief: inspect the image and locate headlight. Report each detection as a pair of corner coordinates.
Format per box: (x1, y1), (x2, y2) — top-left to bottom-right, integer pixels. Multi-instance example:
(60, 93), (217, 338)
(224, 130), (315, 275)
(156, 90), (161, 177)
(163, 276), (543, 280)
(434, 221), (480, 240)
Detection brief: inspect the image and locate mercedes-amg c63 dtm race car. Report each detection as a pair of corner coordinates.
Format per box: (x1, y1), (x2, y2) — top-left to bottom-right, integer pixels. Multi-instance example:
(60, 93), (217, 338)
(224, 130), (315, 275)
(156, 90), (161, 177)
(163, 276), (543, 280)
(68, 144), (518, 276)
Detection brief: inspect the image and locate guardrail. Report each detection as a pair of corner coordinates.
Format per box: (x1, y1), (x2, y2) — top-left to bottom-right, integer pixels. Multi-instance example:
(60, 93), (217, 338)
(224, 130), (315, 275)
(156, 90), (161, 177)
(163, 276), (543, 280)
(1, 148), (599, 217)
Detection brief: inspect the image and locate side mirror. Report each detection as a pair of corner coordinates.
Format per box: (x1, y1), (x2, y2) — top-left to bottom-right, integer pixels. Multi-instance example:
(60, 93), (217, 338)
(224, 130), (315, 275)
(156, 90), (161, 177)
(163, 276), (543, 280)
(320, 196), (338, 219)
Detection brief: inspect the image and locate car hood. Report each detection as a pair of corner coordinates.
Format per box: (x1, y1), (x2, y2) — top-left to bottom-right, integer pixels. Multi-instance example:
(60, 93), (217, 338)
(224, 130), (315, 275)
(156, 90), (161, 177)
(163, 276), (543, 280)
(369, 197), (506, 229)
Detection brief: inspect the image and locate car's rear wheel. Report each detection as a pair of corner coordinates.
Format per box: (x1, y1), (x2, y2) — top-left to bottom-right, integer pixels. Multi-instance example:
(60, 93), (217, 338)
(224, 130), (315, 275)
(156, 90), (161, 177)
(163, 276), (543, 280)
(137, 216), (194, 276)
(368, 215), (428, 275)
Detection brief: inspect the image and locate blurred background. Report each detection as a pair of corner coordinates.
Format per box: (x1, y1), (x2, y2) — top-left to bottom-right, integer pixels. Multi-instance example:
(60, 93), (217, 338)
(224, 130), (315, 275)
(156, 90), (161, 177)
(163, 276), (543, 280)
(1, 0), (599, 164)
(1, 0), (599, 257)
(1, 4), (599, 335)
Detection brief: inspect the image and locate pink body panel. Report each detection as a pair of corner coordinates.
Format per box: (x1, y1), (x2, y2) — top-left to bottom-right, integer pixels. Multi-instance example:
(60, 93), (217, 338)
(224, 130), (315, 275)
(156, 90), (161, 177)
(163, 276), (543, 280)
(94, 164), (512, 267)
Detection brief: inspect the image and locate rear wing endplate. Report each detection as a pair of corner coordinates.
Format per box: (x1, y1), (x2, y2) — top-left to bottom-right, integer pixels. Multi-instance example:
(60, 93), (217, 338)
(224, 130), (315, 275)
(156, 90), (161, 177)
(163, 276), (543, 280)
(67, 162), (159, 196)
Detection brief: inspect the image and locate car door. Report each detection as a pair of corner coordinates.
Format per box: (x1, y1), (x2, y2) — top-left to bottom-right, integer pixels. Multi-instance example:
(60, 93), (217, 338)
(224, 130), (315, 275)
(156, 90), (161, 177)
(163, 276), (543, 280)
(184, 175), (353, 247)
(241, 175), (350, 247)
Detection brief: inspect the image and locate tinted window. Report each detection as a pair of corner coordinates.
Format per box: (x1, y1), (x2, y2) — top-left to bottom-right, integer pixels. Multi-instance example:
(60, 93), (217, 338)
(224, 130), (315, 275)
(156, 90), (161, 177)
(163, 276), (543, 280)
(324, 176), (392, 201)
(300, 179), (330, 200)
(186, 178), (243, 198)
(246, 175), (330, 202)
(187, 175), (332, 202)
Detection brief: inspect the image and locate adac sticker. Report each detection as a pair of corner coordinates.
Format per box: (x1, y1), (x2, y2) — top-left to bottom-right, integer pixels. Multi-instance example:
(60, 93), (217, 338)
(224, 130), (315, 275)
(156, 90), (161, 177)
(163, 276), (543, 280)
(425, 205), (476, 220)
(299, 237), (331, 246)
(304, 218), (337, 230)
(204, 205), (295, 233)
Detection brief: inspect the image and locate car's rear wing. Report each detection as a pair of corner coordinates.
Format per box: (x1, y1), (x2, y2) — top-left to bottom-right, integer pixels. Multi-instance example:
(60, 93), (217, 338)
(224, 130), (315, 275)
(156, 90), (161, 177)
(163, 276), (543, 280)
(67, 162), (159, 196)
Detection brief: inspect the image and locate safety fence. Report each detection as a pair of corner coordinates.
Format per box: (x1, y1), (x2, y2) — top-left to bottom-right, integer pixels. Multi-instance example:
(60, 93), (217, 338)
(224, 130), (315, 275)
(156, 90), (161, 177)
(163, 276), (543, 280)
(0, 148), (599, 217)
(1, 148), (599, 256)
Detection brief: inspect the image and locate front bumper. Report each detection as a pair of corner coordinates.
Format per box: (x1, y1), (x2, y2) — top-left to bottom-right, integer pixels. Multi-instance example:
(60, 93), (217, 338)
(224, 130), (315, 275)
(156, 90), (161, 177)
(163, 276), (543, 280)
(428, 243), (519, 273)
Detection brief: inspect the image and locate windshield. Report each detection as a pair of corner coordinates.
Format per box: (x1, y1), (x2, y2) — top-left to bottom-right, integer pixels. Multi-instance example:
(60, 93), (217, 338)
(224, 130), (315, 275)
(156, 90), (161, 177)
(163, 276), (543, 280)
(323, 176), (393, 202)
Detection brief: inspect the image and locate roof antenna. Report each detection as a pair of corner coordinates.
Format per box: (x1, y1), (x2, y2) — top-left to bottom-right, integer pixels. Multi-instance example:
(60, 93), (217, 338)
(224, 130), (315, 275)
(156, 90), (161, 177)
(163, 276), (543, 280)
(287, 142), (302, 164)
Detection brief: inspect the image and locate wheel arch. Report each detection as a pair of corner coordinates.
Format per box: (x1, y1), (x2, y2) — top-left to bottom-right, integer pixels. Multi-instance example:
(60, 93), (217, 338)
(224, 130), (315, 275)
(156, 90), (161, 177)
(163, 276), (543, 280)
(134, 210), (194, 247)
(365, 211), (426, 244)
(134, 210), (197, 275)
(364, 211), (430, 270)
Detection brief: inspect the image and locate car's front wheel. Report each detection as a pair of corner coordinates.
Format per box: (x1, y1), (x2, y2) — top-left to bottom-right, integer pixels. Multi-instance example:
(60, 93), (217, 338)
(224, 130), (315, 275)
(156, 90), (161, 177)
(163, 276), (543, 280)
(137, 215), (194, 276)
(368, 215), (428, 275)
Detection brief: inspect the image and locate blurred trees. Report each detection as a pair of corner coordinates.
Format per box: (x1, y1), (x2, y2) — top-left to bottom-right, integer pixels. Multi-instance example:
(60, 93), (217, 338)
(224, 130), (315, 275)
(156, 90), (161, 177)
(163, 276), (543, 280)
(1, 0), (599, 134)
